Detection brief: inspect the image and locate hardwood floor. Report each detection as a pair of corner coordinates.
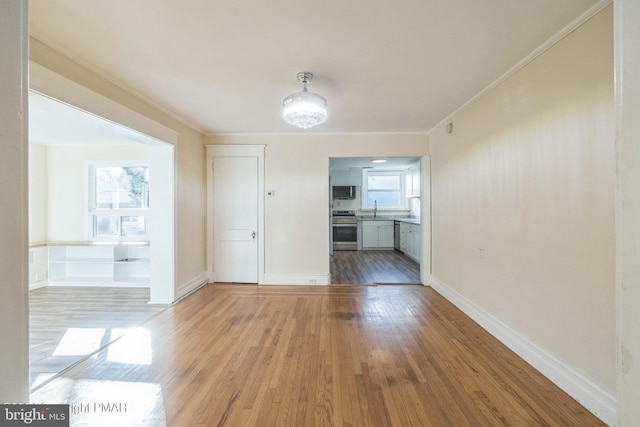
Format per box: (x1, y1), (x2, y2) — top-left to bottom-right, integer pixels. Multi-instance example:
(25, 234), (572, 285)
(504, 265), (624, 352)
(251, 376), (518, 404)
(31, 284), (604, 426)
(330, 250), (421, 285)
(29, 286), (167, 390)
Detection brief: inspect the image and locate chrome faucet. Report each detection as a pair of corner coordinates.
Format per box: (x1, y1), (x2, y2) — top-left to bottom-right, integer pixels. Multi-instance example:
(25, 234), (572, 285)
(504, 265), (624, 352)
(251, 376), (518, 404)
(374, 200), (377, 219)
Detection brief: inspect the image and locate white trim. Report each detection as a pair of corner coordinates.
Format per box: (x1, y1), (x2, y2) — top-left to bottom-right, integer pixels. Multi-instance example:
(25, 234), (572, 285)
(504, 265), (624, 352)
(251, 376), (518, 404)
(175, 272), (209, 301)
(206, 131), (430, 137)
(429, 0), (612, 133)
(206, 144), (265, 285)
(262, 274), (330, 286)
(419, 156), (431, 285)
(148, 143), (176, 304)
(428, 275), (616, 426)
(46, 281), (149, 289)
(29, 62), (179, 146)
(29, 281), (48, 291)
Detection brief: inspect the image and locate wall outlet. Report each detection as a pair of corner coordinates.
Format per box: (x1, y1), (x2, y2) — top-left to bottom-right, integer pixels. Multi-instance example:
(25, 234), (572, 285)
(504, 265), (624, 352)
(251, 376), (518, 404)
(36, 271), (47, 282)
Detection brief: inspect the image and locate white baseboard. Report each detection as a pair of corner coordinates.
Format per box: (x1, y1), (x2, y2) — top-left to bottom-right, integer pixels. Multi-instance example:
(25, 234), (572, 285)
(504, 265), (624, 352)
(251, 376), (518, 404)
(428, 275), (616, 426)
(46, 281), (150, 288)
(29, 281), (48, 291)
(176, 272), (209, 301)
(262, 273), (330, 285)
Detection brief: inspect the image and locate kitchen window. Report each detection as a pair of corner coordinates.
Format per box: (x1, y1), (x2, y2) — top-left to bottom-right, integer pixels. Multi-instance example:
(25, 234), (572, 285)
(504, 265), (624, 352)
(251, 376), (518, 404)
(89, 163), (149, 240)
(362, 170), (406, 210)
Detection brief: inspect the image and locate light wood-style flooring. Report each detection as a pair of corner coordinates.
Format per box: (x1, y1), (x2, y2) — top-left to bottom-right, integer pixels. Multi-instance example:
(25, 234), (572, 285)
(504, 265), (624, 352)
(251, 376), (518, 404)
(31, 284), (604, 426)
(29, 286), (167, 390)
(330, 250), (421, 285)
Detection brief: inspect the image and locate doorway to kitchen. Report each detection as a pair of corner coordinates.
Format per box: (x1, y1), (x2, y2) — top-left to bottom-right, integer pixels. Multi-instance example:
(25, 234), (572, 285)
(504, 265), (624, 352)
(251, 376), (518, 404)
(329, 156), (428, 285)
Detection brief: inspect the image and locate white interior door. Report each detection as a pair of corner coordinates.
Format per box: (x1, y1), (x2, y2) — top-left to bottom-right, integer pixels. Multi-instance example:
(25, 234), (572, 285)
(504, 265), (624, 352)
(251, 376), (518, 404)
(213, 156), (258, 283)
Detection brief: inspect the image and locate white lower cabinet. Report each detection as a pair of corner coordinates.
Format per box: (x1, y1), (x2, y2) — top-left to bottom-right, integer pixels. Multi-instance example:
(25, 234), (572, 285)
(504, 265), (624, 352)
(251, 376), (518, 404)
(362, 221), (394, 249)
(48, 244), (150, 286)
(400, 223), (421, 263)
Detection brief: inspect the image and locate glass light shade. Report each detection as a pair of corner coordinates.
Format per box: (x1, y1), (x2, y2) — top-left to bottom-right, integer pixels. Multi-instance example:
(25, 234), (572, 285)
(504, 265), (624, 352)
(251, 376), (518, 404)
(282, 88), (327, 129)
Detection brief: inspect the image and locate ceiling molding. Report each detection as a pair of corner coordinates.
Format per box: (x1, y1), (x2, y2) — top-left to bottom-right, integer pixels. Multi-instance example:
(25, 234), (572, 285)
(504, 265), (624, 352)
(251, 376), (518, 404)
(427, 0), (612, 135)
(205, 131), (430, 138)
(29, 35), (205, 135)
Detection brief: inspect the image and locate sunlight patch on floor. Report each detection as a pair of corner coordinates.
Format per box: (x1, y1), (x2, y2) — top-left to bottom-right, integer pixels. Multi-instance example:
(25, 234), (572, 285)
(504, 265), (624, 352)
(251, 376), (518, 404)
(52, 328), (106, 357)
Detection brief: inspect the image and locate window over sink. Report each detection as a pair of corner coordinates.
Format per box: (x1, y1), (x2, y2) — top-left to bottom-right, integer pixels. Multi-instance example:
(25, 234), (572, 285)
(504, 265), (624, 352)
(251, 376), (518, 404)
(361, 170), (406, 210)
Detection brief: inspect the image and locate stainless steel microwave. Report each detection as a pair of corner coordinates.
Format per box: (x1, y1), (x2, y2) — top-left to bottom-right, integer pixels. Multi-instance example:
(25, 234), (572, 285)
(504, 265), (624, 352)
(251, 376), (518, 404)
(332, 186), (356, 200)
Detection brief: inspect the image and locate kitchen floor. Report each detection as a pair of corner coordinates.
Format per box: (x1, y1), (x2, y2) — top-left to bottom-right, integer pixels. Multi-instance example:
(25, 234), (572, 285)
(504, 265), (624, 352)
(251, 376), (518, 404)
(330, 250), (420, 285)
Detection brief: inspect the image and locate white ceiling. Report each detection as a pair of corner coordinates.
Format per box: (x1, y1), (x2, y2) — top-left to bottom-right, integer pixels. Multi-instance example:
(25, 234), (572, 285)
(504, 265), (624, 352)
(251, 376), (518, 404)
(29, 91), (147, 145)
(29, 0), (605, 135)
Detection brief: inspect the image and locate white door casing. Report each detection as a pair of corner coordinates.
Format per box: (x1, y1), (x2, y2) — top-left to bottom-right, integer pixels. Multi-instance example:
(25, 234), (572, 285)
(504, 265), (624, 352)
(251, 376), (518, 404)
(206, 145), (265, 284)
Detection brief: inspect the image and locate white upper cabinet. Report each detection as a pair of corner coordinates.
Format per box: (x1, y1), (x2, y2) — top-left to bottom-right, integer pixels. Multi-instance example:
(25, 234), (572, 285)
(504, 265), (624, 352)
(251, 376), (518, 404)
(331, 170), (362, 186)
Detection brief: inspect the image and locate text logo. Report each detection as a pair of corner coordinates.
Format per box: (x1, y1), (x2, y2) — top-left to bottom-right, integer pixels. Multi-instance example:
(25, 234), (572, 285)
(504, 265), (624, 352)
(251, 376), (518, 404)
(0, 404), (69, 426)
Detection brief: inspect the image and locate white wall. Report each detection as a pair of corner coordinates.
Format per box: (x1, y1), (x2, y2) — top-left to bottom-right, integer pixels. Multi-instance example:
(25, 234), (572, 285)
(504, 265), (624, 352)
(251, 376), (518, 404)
(29, 143), (48, 244)
(46, 144), (150, 242)
(429, 5), (614, 422)
(206, 133), (428, 279)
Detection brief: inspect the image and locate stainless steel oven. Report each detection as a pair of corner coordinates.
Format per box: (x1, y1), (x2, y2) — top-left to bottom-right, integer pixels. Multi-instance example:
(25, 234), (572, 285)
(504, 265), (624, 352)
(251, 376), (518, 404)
(332, 210), (357, 251)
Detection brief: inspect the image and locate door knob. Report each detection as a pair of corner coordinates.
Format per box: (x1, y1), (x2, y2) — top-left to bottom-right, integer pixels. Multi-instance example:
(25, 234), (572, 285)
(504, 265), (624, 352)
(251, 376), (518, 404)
(251, 231), (256, 239)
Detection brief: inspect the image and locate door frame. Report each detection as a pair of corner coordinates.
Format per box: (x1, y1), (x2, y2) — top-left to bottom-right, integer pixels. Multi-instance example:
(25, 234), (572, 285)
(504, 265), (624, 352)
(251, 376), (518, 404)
(206, 144), (265, 284)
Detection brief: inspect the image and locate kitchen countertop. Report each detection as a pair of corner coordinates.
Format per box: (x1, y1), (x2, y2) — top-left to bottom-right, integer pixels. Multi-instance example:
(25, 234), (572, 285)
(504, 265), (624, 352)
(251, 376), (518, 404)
(357, 216), (420, 225)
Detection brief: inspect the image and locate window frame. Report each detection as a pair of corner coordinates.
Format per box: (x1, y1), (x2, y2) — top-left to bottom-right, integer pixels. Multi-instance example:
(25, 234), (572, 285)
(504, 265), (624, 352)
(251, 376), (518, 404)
(361, 169), (408, 211)
(88, 161), (150, 242)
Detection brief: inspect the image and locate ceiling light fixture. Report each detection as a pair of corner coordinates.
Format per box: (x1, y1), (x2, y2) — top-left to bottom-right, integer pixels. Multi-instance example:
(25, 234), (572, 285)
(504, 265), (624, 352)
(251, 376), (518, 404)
(283, 72), (327, 129)
(372, 159), (387, 164)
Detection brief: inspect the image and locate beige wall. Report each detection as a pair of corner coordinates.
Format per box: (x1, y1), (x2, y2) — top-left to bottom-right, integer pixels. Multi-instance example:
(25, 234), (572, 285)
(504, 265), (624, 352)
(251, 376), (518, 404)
(206, 133), (428, 277)
(429, 5), (614, 394)
(29, 39), (207, 289)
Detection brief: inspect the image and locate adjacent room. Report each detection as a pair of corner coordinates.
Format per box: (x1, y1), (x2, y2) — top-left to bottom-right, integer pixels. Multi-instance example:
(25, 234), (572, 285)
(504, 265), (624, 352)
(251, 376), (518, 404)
(27, 91), (170, 390)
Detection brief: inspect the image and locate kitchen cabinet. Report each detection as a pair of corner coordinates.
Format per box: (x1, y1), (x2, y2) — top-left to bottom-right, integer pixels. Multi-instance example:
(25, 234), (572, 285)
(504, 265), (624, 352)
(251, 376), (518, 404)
(400, 222), (421, 263)
(362, 220), (394, 249)
(48, 244), (150, 285)
(331, 170), (362, 186)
